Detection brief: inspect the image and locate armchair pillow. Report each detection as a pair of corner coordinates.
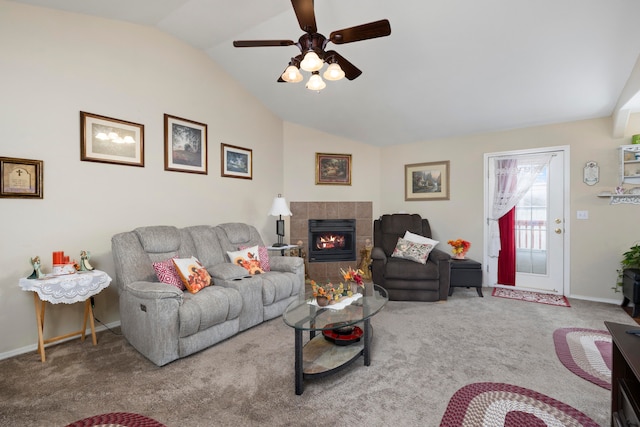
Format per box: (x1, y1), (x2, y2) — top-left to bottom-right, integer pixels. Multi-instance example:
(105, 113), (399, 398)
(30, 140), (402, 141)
(173, 256), (212, 293)
(403, 230), (439, 248)
(391, 237), (436, 264)
(239, 245), (271, 272)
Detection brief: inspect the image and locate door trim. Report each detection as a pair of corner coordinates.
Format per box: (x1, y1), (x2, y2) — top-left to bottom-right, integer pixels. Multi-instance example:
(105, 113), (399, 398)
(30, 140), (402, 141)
(483, 145), (570, 296)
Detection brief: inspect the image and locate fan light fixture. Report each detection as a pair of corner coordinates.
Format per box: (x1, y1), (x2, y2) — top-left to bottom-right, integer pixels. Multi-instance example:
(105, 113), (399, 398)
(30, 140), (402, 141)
(281, 65), (303, 83)
(323, 63), (345, 81)
(300, 51), (323, 72)
(306, 72), (326, 91)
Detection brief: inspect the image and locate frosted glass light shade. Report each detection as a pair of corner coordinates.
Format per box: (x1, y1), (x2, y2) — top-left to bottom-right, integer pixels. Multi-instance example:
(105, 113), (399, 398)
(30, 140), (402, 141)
(323, 63), (345, 81)
(306, 74), (326, 91)
(300, 51), (323, 72)
(281, 65), (303, 83)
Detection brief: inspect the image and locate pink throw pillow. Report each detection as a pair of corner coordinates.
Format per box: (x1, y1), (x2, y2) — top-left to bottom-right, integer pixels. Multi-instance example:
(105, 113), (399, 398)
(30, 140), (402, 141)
(152, 257), (185, 290)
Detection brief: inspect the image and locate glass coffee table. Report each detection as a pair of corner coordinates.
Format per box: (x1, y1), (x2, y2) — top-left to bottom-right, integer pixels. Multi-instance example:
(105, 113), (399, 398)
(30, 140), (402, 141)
(282, 284), (388, 395)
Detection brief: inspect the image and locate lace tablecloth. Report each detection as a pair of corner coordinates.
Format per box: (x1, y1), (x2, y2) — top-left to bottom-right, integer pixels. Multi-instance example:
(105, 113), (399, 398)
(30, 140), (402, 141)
(19, 270), (111, 304)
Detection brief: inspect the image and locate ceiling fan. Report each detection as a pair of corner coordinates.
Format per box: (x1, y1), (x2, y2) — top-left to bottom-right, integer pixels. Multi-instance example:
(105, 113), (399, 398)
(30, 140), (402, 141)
(232, 0), (391, 91)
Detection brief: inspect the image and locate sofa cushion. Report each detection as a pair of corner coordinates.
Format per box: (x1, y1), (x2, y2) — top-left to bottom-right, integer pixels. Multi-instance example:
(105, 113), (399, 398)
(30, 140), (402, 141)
(152, 257), (185, 290)
(403, 230), (439, 248)
(260, 271), (296, 305)
(227, 246), (264, 275)
(391, 237), (435, 264)
(385, 257), (439, 280)
(178, 286), (242, 338)
(173, 257), (212, 293)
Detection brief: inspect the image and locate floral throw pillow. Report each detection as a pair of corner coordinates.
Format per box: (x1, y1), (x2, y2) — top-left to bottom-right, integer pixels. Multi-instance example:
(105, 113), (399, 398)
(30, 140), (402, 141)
(172, 256), (212, 294)
(403, 230), (439, 248)
(152, 256), (185, 291)
(391, 237), (435, 264)
(227, 245), (265, 275)
(239, 245), (271, 272)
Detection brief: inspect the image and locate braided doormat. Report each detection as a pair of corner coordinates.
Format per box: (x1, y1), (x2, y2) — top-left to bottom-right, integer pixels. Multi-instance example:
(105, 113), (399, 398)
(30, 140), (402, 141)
(66, 412), (166, 427)
(439, 382), (599, 427)
(553, 328), (611, 390)
(492, 287), (570, 307)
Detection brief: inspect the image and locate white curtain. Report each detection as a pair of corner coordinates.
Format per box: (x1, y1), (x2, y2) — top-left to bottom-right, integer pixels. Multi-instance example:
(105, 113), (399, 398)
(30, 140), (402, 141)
(488, 153), (553, 257)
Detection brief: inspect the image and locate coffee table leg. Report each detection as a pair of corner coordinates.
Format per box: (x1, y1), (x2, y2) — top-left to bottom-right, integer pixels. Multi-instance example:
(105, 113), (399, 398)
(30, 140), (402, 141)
(295, 328), (303, 395)
(363, 318), (371, 366)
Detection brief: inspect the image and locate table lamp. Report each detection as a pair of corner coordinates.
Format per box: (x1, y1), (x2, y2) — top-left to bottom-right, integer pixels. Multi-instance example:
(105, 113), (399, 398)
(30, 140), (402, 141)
(268, 194), (292, 247)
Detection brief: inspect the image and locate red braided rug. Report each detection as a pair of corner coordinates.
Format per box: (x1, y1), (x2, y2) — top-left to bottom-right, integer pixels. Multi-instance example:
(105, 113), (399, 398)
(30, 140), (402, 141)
(440, 382), (598, 427)
(66, 412), (165, 427)
(553, 328), (611, 390)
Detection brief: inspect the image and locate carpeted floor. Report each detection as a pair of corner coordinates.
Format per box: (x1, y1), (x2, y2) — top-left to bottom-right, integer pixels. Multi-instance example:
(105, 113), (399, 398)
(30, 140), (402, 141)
(0, 287), (634, 426)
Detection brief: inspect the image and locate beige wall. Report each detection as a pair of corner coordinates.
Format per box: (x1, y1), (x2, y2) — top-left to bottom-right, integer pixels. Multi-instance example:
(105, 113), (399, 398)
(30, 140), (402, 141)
(0, 2), (285, 356)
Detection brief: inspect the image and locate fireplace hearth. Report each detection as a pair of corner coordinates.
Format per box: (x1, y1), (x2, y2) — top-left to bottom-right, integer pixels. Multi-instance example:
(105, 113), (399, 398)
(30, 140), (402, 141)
(308, 219), (356, 263)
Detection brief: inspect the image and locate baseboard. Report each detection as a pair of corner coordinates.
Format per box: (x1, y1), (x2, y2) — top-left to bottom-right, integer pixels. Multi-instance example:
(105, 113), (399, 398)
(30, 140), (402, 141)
(0, 320), (121, 362)
(567, 294), (623, 305)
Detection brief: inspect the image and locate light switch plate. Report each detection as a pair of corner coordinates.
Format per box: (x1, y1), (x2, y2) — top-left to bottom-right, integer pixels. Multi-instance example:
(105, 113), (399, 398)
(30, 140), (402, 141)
(576, 210), (589, 220)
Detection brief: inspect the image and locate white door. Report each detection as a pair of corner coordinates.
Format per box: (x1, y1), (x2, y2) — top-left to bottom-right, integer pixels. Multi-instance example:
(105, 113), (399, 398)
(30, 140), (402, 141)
(484, 147), (569, 295)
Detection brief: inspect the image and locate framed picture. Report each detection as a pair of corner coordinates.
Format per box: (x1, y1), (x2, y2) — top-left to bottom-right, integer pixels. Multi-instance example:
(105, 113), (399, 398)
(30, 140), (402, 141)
(221, 143), (252, 179)
(80, 111), (144, 167)
(164, 114), (208, 174)
(0, 157), (43, 199)
(405, 160), (450, 201)
(315, 153), (352, 185)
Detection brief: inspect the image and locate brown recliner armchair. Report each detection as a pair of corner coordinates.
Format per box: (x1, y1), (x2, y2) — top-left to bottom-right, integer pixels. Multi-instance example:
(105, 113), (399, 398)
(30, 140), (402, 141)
(371, 214), (450, 301)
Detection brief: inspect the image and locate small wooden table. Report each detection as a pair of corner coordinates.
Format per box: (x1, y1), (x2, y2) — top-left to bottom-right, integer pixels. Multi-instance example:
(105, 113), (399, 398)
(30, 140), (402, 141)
(18, 270), (111, 362)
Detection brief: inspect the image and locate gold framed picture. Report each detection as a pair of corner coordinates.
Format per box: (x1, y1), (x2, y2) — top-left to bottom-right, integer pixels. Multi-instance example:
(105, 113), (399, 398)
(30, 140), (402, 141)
(316, 153), (351, 185)
(0, 157), (43, 199)
(405, 160), (450, 201)
(80, 111), (144, 167)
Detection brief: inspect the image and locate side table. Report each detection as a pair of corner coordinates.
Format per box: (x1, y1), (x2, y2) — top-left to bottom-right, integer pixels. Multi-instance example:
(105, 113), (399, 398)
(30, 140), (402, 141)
(18, 269), (112, 362)
(266, 244), (300, 256)
(449, 258), (483, 297)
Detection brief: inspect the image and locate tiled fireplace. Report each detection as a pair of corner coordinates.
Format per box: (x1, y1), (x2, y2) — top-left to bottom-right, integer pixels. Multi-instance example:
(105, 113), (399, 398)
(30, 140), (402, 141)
(290, 201), (372, 283)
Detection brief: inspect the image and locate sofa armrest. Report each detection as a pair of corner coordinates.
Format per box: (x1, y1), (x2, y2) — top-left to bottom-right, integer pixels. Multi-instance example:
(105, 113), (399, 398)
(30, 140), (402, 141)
(269, 255), (304, 274)
(125, 281), (184, 301)
(429, 248), (451, 263)
(371, 247), (387, 263)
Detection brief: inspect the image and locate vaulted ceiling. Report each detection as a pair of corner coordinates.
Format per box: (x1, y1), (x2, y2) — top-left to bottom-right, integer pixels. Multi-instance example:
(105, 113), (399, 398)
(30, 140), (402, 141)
(9, 0), (640, 146)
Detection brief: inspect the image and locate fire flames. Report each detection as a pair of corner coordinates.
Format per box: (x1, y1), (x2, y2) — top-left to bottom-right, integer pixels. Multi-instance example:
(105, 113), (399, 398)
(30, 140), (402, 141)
(316, 233), (345, 250)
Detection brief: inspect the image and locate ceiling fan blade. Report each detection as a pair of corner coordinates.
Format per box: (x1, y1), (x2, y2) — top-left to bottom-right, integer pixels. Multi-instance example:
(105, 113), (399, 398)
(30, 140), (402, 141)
(329, 19), (391, 44)
(233, 40), (296, 48)
(325, 50), (362, 80)
(291, 0), (317, 33)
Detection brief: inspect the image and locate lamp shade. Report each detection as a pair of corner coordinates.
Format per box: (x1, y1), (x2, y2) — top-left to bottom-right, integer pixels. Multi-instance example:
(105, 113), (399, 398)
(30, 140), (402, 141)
(268, 194), (292, 217)
(300, 51), (323, 72)
(323, 63), (345, 81)
(281, 65), (303, 83)
(306, 73), (326, 91)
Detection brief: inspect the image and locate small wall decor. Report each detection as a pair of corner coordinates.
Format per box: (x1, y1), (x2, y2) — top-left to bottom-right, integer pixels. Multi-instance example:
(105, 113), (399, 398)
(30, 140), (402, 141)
(0, 157), (43, 199)
(583, 161), (599, 186)
(315, 153), (352, 185)
(164, 114), (208, 174)
(405, 160), (450, 201)
(80, 111), (144, 167)
(221, 143), (252, 179)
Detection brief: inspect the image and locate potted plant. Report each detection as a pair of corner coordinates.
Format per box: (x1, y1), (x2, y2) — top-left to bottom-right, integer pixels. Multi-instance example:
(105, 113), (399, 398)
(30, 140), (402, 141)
(614, 243), (640, 292)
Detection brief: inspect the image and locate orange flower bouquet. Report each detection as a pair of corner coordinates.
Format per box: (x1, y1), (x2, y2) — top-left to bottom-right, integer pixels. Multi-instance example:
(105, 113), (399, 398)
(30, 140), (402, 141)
(447, 239), (471, 259)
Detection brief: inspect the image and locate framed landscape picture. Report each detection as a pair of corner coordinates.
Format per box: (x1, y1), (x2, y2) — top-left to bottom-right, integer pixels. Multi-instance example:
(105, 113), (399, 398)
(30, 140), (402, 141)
(405, 160), (450, 201)
(80, 111), (144, 167)
(221, 143), (252, 179)
(316, 153), (352, 185)
(164, 114), (208, 174)
(0, 157), (43, 199)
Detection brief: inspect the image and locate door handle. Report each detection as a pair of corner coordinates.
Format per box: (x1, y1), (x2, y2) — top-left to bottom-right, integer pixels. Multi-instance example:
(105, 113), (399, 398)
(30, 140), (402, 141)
(555, 228), (562, 234)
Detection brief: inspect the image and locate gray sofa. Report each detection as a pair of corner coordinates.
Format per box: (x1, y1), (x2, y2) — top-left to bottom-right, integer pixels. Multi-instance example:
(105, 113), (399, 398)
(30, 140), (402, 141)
(111, 223), (305, 366)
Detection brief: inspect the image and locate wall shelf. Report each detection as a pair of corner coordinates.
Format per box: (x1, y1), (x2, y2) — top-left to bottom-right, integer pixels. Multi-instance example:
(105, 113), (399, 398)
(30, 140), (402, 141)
(597, 191), (640, 205)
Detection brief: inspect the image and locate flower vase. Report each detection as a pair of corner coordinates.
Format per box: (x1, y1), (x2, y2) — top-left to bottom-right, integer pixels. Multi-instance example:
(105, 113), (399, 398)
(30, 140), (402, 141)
(350, 283), (360, 294)
(454, 252), (467, 260)
(316, 296), (329, 307)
